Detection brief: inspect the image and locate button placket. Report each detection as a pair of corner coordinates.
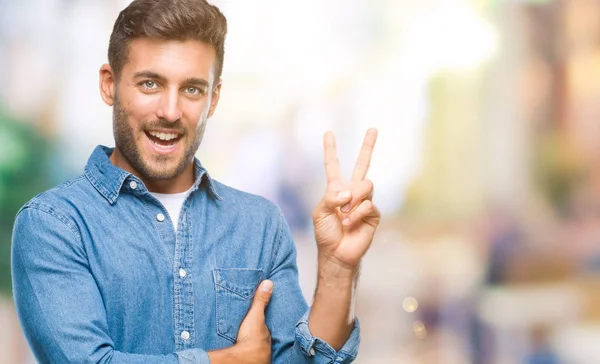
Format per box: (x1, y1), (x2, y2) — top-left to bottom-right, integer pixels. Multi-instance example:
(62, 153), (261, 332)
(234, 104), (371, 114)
(173, 206), (194, 350)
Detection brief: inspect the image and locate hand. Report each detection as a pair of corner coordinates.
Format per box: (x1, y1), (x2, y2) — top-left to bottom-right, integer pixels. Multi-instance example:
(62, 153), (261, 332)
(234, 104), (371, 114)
(312, 128), (381, 270)
(208, 280), (273, 364)
(236, 280), (273, 362)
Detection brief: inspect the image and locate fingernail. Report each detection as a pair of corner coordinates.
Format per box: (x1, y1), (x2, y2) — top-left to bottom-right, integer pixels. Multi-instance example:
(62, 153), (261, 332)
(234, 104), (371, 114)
(260, 280), (273, 292)
(341, 203), (350, 213)
(343, 218), (351, 226)
(338, 191), (351, 199)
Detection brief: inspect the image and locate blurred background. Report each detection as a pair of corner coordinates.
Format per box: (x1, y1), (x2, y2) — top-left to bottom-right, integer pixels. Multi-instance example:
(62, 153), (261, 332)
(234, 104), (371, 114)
(2, 0), (600, 362)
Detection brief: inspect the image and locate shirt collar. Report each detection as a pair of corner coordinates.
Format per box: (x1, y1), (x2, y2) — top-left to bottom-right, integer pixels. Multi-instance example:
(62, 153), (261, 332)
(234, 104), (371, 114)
(84, 145), (221, 204)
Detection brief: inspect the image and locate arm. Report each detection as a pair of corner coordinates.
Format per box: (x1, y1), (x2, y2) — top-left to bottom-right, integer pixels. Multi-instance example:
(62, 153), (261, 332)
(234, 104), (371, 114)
(11, 206), (209, 364)
(309, 255), (359, 350)
(266, 208), (360, 364)
(308, 129), (380, 351)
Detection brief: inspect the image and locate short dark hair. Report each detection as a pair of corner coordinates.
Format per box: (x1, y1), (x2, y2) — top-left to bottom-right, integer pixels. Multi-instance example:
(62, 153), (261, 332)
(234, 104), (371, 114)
(108, 0), (227, 84)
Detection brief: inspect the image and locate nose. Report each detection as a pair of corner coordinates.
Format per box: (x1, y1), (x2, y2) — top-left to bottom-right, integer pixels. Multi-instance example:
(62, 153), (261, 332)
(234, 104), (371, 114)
(156, 89), (182, 122)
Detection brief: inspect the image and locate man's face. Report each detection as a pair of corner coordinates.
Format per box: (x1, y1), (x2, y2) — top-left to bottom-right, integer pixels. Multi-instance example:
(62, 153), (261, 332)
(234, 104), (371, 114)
(109, 38), (220, 181)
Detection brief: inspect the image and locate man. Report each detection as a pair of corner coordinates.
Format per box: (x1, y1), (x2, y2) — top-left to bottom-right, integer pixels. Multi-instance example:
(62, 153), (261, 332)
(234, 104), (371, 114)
(11, 0), (380, 363)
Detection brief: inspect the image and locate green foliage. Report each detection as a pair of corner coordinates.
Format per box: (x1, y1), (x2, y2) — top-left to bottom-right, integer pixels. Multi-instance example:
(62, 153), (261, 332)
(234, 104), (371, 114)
(0, 107), (54, 297)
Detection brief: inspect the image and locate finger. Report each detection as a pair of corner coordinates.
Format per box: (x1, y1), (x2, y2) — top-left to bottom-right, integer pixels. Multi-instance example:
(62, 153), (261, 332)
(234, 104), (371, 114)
(313, 189), (353, 218)
(323, 131), (342, 184)
(342, 199), (381, 229)
(351, 128), (378, 183)
(248, 280), (274, 317)
(341, 179), (374, 213)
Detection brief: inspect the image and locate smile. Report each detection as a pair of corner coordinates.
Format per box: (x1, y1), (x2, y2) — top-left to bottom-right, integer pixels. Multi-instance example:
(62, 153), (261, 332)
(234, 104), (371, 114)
(144, 130), (182, 153)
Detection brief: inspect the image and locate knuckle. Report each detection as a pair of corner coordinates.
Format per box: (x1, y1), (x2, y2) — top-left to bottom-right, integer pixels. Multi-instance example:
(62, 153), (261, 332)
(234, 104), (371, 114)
(254, 295), (270, 305)
(374, 205), (381, 216)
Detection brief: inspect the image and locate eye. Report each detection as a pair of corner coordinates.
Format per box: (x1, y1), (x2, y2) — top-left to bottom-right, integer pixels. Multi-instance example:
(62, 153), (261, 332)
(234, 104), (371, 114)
(142, 81), (157, 89)
(185, 87), (201, 95)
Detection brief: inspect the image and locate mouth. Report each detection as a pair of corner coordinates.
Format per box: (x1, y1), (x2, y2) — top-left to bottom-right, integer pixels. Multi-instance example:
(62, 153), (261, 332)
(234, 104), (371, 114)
(144, 130), (182, 154)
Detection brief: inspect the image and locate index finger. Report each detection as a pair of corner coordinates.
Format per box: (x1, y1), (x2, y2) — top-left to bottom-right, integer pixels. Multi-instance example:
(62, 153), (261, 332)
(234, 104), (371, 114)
(351, 128), (378, 182)
(323, 131), (341, 184)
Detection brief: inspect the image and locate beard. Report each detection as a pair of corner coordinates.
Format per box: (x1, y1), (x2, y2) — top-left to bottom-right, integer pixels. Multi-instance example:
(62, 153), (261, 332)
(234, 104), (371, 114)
(112, 94), (207, 181)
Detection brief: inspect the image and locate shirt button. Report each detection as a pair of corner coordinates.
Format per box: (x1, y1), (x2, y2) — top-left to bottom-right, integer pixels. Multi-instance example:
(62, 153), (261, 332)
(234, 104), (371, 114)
(181, 331), (190, 341)
(309, 347), (315, 356)
(129, 181), (137, 190)
(156, 213), (165, 222)
(179, 268), (187, 278)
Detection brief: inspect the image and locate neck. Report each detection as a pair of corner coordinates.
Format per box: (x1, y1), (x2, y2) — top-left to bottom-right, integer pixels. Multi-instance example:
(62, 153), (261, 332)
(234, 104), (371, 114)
(109, 148), (195, 194)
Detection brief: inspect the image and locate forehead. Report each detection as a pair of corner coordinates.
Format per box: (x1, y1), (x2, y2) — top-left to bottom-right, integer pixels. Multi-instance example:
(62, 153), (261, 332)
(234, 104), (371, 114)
(123, 38), (216, 83)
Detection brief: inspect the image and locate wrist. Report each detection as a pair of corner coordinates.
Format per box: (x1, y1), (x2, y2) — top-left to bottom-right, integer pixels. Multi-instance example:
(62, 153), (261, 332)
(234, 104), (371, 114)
(317, 253), (360, 284)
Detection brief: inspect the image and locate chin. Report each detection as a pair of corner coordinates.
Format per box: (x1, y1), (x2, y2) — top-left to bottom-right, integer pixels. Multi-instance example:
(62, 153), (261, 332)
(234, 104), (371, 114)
(142, 165), (179, 180)
(143, 158), (189, 180)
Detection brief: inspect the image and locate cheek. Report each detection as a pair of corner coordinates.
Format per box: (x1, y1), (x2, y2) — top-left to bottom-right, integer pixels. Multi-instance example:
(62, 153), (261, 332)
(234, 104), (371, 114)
(127, 94), (160, 123)
(182, 100), (209, 126)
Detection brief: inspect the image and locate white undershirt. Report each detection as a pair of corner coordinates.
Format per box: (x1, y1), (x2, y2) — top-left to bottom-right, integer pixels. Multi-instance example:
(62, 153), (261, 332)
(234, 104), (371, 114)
(149, 188), (191, 230)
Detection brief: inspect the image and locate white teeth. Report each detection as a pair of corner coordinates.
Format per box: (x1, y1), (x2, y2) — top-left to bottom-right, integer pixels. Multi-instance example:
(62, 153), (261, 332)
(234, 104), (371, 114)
(149, 131), (178, 141)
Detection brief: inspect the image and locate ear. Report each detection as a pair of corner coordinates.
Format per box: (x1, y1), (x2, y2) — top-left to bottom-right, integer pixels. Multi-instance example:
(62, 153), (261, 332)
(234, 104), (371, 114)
(99, 64), (117, 106)
(207, 81), (222, 119)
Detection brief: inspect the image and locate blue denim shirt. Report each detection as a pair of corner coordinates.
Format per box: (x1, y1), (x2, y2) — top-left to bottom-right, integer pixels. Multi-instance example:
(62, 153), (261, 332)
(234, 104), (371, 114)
(11, 146), (359, 364)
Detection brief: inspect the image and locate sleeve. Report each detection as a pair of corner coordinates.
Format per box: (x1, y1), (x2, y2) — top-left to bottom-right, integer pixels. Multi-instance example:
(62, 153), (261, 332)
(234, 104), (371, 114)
(11, 206), (209, 364)
(266, 208), (360, 364)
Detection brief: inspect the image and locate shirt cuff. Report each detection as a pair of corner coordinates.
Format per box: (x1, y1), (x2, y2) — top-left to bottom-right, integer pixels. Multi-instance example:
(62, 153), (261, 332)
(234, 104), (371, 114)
(295, 309), (360, 363)
(176, 348), (210, 364)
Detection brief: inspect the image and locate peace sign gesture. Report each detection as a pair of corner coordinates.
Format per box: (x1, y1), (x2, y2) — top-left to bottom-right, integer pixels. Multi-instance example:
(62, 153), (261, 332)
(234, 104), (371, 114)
(312, 128), (381, 270)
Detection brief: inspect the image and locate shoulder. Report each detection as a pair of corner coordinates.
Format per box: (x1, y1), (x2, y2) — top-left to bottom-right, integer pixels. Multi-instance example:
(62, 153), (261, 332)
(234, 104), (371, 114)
(12, 177), (90, 263)
(17, 174), (90, 228)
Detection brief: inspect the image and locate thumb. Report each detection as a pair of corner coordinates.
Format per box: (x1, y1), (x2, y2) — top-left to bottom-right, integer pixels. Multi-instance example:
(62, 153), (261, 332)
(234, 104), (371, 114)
(249, 280), (274, 315)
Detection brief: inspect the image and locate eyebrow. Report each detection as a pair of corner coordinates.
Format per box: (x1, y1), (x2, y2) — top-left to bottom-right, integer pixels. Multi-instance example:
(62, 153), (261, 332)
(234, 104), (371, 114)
(133, 71), (167, 83)
(182, 78), (209, 89)
(133, 71), (209, 88)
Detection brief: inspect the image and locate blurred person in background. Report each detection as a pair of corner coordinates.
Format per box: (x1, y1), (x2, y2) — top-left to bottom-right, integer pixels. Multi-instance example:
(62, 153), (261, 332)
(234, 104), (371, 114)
(10, 0), (381, 363)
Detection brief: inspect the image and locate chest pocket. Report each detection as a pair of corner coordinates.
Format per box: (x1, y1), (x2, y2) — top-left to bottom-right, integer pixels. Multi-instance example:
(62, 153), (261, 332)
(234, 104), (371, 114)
(213, 268), (263, 343)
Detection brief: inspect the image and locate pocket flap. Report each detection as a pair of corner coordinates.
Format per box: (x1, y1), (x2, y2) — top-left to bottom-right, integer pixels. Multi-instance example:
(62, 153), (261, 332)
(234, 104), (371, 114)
(213, 268), (263, 299)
